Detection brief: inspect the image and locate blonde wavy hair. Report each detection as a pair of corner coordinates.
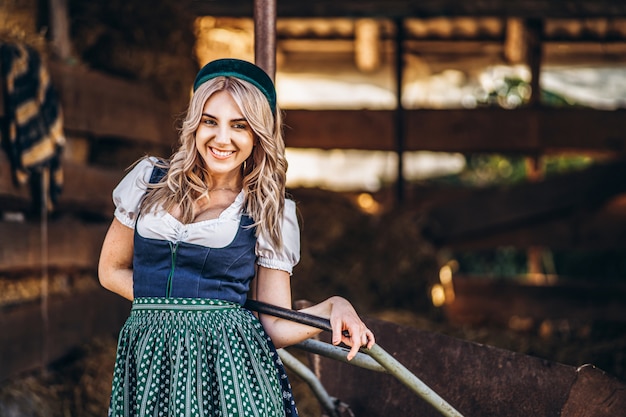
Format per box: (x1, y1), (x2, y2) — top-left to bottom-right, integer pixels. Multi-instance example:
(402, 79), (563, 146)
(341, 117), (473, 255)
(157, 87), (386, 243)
(140, 76), (288, 248)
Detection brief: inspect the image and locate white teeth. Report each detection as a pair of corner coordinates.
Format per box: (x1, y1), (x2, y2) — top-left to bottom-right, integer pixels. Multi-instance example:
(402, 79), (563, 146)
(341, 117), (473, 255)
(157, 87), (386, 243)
(212, 148), (234, 157)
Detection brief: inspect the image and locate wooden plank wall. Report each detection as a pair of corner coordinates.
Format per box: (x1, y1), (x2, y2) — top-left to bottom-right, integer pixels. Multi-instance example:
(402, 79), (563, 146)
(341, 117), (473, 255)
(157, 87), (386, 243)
(0, 62), (176, 382)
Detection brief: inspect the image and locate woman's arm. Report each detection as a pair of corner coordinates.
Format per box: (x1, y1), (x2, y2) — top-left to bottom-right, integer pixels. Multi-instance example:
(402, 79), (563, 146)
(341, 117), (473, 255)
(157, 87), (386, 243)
(98, 218), (135, 301)
(253, 266), (375, 360)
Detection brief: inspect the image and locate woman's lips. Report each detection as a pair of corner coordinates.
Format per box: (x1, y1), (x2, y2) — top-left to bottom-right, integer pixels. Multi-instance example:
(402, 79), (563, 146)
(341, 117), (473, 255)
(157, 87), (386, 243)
(210, 147), (235, 159)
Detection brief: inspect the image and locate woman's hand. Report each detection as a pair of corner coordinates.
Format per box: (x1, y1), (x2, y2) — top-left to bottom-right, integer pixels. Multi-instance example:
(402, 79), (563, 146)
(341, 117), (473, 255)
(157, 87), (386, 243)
(327, 296), (375, 360)
(253, 267), (375, 358)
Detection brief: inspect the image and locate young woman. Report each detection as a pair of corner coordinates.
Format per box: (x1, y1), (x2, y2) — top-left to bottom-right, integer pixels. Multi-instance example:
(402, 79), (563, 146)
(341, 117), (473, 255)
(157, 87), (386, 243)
(98, 58), (375, 417)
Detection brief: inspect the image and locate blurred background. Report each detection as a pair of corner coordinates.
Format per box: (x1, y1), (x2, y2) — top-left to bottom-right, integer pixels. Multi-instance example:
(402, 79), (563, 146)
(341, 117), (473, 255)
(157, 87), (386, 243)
(1, 0), (625, 416)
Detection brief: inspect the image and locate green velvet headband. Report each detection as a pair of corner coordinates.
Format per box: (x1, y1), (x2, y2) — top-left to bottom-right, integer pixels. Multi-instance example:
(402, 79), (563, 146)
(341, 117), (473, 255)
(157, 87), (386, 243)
(193, 58), (277, 115)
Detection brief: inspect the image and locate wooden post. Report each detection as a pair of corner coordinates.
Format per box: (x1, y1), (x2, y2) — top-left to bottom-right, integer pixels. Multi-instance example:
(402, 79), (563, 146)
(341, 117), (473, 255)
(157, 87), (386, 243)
(504, 18), (527, 64)
(525, 19), (543, 108)
(47, 0), (72, 60)
(521, 18), (549, 283)
(504, 18), (543, 107)
(355, 19), (381, 72)
(394, 19), (406, 205)
(254, 0), (277, 80)
(525, 156), (548, 283)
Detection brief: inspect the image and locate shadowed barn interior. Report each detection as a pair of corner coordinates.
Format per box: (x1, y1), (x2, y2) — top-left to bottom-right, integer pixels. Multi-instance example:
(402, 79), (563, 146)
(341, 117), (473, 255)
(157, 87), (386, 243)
(1, 1), (626, 416)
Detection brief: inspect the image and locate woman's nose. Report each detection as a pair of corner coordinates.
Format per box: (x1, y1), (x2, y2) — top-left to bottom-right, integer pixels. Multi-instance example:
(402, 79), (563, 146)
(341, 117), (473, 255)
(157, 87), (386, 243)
(213, 126), (231, 144)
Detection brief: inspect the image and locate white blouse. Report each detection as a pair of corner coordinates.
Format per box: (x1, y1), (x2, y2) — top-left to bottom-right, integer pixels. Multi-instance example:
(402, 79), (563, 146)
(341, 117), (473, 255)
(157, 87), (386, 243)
(112, 157), (300, 275)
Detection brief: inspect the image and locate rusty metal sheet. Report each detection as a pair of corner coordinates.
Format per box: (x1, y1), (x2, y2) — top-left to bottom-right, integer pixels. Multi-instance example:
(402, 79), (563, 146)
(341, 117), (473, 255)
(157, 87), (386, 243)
(560, 364), (626, 417)
(315, 317), (578, 417)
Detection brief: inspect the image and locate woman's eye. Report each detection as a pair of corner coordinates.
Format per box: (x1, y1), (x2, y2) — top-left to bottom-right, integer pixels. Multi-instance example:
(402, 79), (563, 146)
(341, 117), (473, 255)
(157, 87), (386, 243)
(233, 123), (248, 129)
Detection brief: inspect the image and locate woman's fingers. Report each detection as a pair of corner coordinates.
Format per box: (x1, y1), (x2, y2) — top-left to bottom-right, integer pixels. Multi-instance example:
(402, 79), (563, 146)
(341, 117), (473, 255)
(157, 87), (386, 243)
(352, 326), (375, 350)
(331, 321), (343, 346)
(341, 324), (376, 360)
(327, 297), (376, 359)
(361, 332), (369, 346)
(346, 339), (360, 360)
(365, 328), (375, 348)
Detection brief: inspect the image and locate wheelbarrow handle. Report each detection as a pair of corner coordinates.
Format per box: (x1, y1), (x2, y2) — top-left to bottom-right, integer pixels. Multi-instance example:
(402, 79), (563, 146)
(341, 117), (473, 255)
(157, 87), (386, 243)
(244, 299), (465, 417)
(245, 299), (334, 332)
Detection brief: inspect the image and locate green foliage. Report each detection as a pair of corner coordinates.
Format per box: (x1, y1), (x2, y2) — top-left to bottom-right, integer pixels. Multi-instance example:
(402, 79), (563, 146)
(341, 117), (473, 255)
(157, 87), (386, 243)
(476, 76), (532, 109)
(449, 153), (594, 187)
(460, 154), (528, 186)
(455, 247), (527, 278)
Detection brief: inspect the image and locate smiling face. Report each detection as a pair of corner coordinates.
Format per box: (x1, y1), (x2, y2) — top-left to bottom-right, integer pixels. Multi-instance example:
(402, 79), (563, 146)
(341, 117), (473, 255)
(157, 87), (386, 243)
(195, 90), (255, 185)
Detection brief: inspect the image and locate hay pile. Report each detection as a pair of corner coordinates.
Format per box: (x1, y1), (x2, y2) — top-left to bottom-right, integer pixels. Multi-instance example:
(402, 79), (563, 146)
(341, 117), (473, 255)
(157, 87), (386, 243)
(290, 187), (439, 315)
(0, 338), (115, 417)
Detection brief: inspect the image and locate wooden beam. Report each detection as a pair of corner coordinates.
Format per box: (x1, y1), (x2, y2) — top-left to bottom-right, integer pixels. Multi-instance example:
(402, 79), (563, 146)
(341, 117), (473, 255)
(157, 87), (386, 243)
(281, 37), (626, 58)
(0, 218), (109, 272)
(190, 0), (626, 18)
(438, 202), (626, 250)
(422, 159), (626, 246)
(283, 108), (626, 153)
(283, 109), (393, 150)
(544, 42), (626, 64)
(48, 0), (72, 59)
(396, 182), (626, 250)
(55, 162), (121, 216)
(406, 108), (625, 153)
(0, 153), (121, 217)
(49, 62), (177, 146)
(445, 275), (626, 325)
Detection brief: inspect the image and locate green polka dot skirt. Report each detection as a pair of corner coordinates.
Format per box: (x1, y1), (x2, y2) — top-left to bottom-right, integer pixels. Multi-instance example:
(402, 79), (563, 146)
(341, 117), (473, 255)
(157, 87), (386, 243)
(108, 297), (293, 417)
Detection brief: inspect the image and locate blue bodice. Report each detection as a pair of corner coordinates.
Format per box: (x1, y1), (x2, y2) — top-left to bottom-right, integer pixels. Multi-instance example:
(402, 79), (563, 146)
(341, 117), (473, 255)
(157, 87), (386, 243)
(132, 214), (257, 305)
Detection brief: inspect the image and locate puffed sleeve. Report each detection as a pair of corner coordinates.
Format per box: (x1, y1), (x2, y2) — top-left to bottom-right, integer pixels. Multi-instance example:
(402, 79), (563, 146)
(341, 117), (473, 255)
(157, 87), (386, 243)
(112, 157), (156, 229)
(256, 199), (301, 275)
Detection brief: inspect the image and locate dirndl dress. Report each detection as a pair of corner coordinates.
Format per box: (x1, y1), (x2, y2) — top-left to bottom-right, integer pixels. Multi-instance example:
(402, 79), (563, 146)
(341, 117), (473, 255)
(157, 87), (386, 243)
(109, 297), (297, 417)
(107, 161), (299, 416)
